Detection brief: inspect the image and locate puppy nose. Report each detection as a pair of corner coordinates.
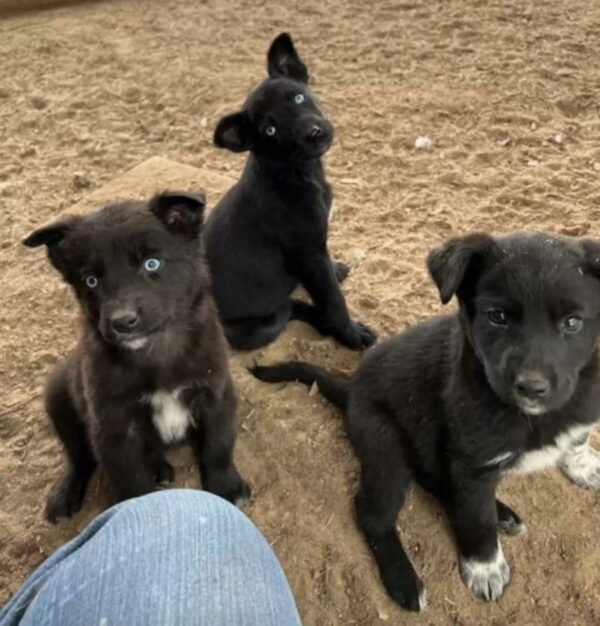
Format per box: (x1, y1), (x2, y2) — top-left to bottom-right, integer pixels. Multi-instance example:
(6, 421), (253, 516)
(308, 124), (324, 139)
(110, 310), (140, 334)
(514, 372), (550, 399)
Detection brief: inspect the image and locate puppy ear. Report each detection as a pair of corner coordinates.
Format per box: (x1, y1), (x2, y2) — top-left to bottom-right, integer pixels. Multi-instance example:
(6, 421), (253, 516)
(267, 32), (309, 83)
(150, 191), (206, 237)
(427, 233), (500, 304)
(580, 239), (600, 278)
(23, 218), (78, 272)
(214, 112), (251, 153)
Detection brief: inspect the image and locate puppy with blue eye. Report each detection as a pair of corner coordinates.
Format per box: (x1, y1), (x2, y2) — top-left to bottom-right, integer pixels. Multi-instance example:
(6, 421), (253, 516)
(204, 32), (377, 351)
(24, 192), (250, 522)
(251, 232), (600, 611)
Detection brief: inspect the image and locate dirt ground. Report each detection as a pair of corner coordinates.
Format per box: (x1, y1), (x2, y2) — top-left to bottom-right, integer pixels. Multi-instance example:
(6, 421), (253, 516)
(1, 0), (600, 624)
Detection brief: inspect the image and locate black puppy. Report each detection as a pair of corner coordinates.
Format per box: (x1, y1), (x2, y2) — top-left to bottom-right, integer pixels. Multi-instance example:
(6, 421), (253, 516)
(252, 232), (600, 611)
(204, 33), (376, 351)
(24, 192), (249, 522)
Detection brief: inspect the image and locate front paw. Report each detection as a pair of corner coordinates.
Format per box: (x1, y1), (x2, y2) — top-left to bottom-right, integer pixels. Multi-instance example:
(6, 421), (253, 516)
(205, 472), (251, 509)
(559, 440), (600, 489)
(338, 321), (377, 350)
(459, 544), (510, 602)
(46, 472), (88, 523)
(333, 260), (350, 283)
(154, 460), (175, 487)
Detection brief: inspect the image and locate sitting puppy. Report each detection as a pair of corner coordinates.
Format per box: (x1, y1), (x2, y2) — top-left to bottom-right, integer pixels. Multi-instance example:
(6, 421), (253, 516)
(204, 32), (376, 351)
(252, 232), (600, 611)
(24, 192), (250, 522)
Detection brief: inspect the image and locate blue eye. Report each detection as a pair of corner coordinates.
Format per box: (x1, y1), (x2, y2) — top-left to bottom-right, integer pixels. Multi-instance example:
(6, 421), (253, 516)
(143, 258), (162, 272)
(85, 275), (98, 289)
(294, 93), (305, 104)
(265, 126), (276, 136)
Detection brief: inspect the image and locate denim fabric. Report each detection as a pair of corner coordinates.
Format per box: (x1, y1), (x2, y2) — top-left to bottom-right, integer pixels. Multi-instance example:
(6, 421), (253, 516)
(0, 489), (301, 626)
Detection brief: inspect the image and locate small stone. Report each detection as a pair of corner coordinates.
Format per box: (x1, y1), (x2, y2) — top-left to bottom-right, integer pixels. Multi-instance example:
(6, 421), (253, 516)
(200, 117), (208, 128)
(414, 136), (432, 150)
(527, 158), (539, 167)
(593, 162), (600, 172)
(552, 133), (565, 145)
(72, 174), (92, 189)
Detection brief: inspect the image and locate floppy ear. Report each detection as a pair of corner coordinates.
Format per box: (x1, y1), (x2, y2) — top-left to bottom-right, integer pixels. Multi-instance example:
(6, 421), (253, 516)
(213, 112), (252, 153)
(23, 218), (77, 272)
(150, 191), (206, 237)
(267, 32), (309, 82)
(427, 233), (500, 304)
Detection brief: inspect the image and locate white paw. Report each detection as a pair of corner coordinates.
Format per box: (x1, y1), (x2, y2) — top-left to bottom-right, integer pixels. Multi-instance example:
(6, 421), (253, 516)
(559, 439), (600, 489)
(459, 544), (510, 602)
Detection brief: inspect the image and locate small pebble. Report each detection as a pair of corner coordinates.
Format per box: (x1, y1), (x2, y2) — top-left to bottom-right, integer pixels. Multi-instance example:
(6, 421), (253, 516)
(414, 136), (432, 150)
(72, 174), (92, 189)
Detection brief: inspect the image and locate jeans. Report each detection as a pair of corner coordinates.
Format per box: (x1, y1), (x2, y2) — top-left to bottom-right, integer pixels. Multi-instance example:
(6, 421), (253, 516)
(0, 489), (301, 626)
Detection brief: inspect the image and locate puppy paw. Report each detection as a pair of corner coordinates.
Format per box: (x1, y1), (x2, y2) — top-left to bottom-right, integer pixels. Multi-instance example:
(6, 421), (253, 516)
(496, 500), (526, 536)
(559, 440), (600, 489)
(205, 473), (251, 509)
(154, 460), (175, 486)
(391, 579), (427, 612)
(459, 545), (510, 602)
(46, 472), (87, 523)
(333, 260), (350, 283)
(340, 321), (377, 350)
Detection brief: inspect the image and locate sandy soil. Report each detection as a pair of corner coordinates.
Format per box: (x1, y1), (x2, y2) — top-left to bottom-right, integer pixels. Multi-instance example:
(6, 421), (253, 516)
(1, 0), (600, 624)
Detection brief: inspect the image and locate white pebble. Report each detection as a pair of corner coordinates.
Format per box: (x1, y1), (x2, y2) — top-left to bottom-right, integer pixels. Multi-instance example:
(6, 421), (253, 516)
(553, 133), (564, 145)
(414, 136), (432, 150)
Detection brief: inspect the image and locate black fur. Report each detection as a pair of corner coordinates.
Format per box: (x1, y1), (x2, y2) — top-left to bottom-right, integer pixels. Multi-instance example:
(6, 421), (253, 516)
(251, 232), (600, 610)
(204, 33), (376, 351)
(24, 191), (249, 522)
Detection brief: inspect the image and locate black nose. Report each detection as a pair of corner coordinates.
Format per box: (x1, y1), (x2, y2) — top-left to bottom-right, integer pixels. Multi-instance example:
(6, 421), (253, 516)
(110, 311), (140, 334)
(308, 124), (324, 140)
(514, 372), (550, 399)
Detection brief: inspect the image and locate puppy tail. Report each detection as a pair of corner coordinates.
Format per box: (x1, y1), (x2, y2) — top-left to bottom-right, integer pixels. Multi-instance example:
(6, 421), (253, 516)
(249, 361), (349, 410)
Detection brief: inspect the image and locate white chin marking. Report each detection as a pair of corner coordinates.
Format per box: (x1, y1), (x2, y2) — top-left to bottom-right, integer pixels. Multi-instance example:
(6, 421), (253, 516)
(459, 543), (510, 602)
(123, 336), (149, 350)
(559, 436), (600, 489)
(518, 402), (546, 416)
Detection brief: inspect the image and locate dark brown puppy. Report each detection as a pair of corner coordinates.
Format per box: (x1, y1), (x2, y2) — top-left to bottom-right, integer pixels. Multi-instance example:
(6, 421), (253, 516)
(24, 192), (250, 522)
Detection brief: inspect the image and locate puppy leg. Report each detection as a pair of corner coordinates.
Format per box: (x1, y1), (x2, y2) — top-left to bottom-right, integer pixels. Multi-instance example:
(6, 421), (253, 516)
(145, 430), (175, 486)
(333, 260), (350, 283)
(296, 252), (376, 350)
(94, 406), (157, 502)
(450, 479), (510, 602)
(559, 434), (600, 489)
(191, 381), (250, 507)
(45, 366), (97, 523)
(223, 303), (291, 351)
(496, 499), (526, 536)
(348, 405), (425, 611)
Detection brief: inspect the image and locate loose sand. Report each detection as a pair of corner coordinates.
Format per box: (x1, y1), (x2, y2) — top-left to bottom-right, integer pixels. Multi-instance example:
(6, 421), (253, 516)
(1, 1), (600, 624)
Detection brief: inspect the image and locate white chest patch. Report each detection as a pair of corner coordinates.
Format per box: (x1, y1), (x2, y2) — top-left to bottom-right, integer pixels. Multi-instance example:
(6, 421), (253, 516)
(509, 423), (593, 476)
(146, 389), (191, 445)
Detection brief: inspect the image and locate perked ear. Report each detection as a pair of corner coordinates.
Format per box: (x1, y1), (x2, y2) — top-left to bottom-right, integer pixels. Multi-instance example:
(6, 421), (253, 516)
(580, 239), (600, 278)
(427, 233), (500, 304)
(23, 217), (78, 272)
(150, 190), (206, 237)
(267, 32), (309, 83)
(213, 112), (252, 153)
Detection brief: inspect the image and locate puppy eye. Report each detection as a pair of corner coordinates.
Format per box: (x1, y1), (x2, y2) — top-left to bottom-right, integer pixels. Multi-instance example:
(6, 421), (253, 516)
(487, 309), (508, 326)
(143, 257), (162, 272)
(294, 93), (305, 104)
(265, 126), (277, 137)
(84, 275), (98, 289)
(563, 315), (583, 334)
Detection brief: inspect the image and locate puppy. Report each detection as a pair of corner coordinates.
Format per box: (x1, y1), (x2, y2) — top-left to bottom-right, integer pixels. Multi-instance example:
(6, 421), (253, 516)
(204, 32), (376, 351)
(251, 232), (600, 611)
(24, 191), (250, 522)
